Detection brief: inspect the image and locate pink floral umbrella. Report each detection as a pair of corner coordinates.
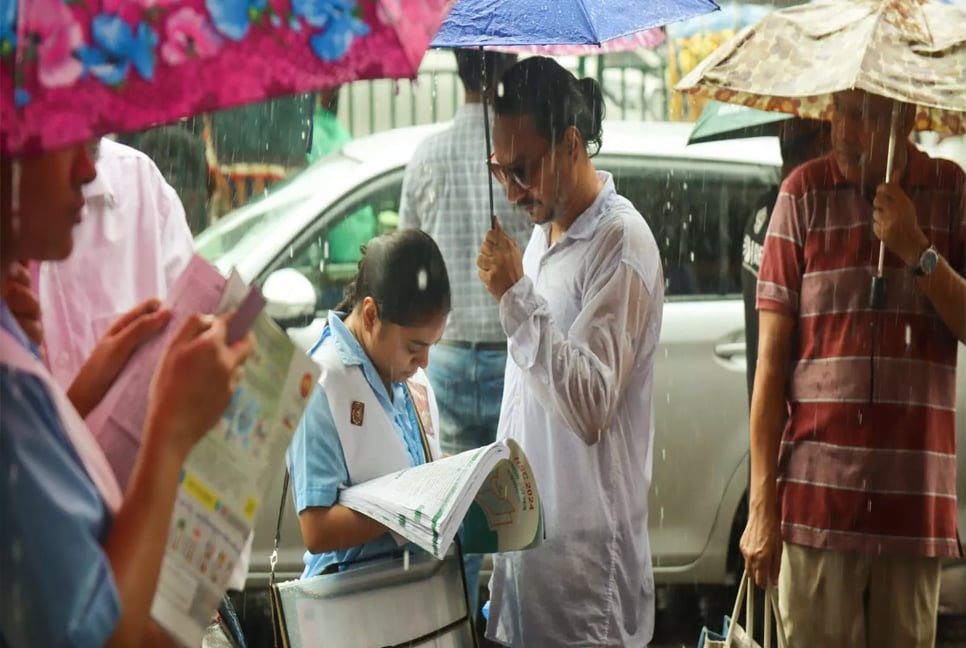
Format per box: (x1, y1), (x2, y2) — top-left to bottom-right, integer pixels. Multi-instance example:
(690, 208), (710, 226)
(0, 0), (454, 155)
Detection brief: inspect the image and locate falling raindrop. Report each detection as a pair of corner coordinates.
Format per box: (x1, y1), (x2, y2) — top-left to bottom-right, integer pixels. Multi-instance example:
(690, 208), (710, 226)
(905, 324), (911, 346)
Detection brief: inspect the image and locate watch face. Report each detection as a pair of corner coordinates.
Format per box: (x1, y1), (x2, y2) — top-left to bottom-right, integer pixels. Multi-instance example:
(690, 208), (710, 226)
(921, 247), (939, 274)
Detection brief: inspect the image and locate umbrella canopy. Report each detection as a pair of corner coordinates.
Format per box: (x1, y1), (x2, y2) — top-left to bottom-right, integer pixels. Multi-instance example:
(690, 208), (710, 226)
(0, 0), (454, 155)
(431, 0), (719, 47)
(687, 99), (791, 144)
(676, 0), (966, 134)
(488, 29), (667, 56)
(429, 0), (719, 225)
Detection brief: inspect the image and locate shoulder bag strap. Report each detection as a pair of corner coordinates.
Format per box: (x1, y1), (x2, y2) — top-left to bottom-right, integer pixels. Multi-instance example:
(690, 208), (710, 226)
(269, 471), (289, 648)
(404, 381), (433, 464)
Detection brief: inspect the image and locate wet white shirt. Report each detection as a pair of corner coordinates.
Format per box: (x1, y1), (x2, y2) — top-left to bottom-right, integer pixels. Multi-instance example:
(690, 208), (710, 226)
(486, 173), (664, 647)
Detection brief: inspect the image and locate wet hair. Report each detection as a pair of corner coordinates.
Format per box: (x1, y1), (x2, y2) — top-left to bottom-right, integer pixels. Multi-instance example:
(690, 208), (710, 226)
(336, 228), (451, 327)
(454, 49), (517, 94)
(494, 56), (605, 156)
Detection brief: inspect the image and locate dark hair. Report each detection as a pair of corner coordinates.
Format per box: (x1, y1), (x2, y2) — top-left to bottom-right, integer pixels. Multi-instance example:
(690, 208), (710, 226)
(494, 56), (605, 156)
(454, 49), (517, 94)
(125, 125), (209, 234)
(336, 228), (451, 327)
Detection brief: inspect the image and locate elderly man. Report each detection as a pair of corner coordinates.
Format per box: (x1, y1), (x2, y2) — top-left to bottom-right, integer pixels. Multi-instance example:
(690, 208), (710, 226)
(742, 89), (966, 647)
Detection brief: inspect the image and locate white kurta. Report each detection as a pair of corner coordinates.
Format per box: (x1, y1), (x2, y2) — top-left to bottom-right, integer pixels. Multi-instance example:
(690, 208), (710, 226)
(486, 173), (664, 647)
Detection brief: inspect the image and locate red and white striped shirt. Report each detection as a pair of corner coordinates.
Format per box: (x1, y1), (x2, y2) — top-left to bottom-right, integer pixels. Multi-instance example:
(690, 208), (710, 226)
(757, 147), (965, 558)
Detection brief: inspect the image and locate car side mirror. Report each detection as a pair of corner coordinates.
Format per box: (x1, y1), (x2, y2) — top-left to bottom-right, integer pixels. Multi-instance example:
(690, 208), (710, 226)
(262, 268), (317, 330)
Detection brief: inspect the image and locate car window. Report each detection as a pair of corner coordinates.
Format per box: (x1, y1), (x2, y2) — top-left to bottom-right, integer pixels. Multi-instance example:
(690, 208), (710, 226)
(264, 173), (405, 315)
(601, 156), (778, 299)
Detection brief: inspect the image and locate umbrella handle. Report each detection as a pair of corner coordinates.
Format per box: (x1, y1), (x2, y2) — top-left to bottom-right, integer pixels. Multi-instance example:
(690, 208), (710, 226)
(876, 101), (901, 278)
(481, 46), (496, 229)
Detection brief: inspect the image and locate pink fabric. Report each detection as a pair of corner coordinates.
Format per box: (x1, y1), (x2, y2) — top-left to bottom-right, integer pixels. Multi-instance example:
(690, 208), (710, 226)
(489, 28), (665, 55)
(0, 0), (454, 155)
(0, 327), (123, 513)
(37, 138), (195, 390)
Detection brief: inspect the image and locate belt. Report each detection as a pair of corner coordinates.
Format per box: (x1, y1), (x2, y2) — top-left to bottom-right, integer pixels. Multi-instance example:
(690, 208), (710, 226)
(437, 339), (506, 351)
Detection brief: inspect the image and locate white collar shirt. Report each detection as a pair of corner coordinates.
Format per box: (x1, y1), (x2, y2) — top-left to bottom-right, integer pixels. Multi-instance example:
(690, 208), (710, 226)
(37, 138), (195, 389)
(486, 172), (665, 647)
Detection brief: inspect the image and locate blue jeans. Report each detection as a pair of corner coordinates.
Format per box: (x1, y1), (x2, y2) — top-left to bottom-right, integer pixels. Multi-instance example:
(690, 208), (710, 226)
(427, 343), (508, 620)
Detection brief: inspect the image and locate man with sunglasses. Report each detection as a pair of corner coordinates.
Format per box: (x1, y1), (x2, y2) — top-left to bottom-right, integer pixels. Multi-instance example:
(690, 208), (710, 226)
(476, 57), (664, 647)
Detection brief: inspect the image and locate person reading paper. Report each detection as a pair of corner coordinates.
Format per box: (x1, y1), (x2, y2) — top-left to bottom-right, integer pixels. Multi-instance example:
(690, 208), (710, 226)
(0, 144), (254, 646)
(286, 229), (451, 577)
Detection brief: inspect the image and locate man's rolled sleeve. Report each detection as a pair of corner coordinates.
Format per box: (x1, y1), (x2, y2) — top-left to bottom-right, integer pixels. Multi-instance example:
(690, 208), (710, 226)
(757, 190), (806, 316)
(286, 385), (347, 513)
(499, 277), (545, 371)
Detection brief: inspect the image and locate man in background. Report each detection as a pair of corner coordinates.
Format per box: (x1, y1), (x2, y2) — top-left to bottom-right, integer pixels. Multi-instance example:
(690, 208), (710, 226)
(123, 124), (210, 235)
(741, 118), (830, 403)
(17, 137), (195, 390)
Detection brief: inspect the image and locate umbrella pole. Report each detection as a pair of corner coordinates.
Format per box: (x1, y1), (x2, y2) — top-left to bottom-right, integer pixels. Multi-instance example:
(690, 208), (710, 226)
(481, 46), (496, 229)
(869, 102), (901, 310)
(868, 102), (901, 403)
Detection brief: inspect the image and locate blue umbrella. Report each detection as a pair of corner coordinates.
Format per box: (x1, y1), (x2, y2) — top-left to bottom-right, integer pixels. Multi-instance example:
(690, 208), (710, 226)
(432, 0), (719, 47)
(431, 0), (719, 223)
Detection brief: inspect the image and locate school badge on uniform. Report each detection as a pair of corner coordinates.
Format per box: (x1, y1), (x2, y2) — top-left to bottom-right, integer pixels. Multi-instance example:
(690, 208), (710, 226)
(350, 401), (365, 426)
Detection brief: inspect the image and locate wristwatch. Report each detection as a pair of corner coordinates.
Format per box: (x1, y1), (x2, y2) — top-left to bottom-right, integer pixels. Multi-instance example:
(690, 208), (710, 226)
(913, 245), (940, 276)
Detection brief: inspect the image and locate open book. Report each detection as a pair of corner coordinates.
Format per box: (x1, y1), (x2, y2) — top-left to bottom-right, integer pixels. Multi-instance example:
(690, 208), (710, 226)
(87, 254), (320, 648)
(339, 439), (544, 560)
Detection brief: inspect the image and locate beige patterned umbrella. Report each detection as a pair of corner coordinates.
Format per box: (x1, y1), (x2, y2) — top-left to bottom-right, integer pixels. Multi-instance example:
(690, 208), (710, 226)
(675, 0), (966, 302)
(675, 0), (966, 135)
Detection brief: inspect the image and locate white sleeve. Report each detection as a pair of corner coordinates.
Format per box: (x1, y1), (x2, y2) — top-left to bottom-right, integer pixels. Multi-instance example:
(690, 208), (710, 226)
(158, 181), (196, 292)
(499, 252), (657, 446)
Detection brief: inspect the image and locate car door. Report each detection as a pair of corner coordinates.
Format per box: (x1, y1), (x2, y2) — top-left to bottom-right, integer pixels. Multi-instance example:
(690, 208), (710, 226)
(603, 155), (778, 579)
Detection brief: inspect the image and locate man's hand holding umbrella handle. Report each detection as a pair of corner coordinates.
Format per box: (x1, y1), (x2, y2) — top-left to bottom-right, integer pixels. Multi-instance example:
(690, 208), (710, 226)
(477, 217), (524, 301)
(873, 177), (929, 268)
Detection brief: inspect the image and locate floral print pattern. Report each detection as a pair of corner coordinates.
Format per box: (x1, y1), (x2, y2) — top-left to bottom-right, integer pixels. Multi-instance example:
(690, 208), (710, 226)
(0, 0), (453, 155)
(676, 0), (966, 135)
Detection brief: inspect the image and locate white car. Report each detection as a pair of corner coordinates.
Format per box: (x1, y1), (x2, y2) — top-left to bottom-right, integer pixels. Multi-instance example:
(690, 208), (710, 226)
(197, 120), (966, 633)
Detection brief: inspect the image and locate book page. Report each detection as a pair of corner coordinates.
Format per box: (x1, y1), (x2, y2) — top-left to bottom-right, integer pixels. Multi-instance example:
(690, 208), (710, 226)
(85, 254), (319, 647)
(152, 305), (320, 647)
(339, 444), (505, 557)
(87, 254), (228, 488)
(339, 439), (544, 559)
(461, 439), (544, 554)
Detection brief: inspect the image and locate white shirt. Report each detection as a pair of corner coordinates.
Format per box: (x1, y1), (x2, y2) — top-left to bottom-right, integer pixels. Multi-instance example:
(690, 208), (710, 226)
(399, 103), (532, 343)
(38, 138), (194, 389)
(486, 173), (664, 647)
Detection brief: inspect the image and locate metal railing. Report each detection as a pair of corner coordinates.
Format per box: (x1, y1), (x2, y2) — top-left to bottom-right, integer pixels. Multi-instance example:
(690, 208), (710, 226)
(336, 50), (673, 140)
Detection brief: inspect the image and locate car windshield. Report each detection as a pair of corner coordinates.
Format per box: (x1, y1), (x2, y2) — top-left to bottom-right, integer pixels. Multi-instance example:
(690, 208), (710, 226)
(195, 151), (362, 273)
